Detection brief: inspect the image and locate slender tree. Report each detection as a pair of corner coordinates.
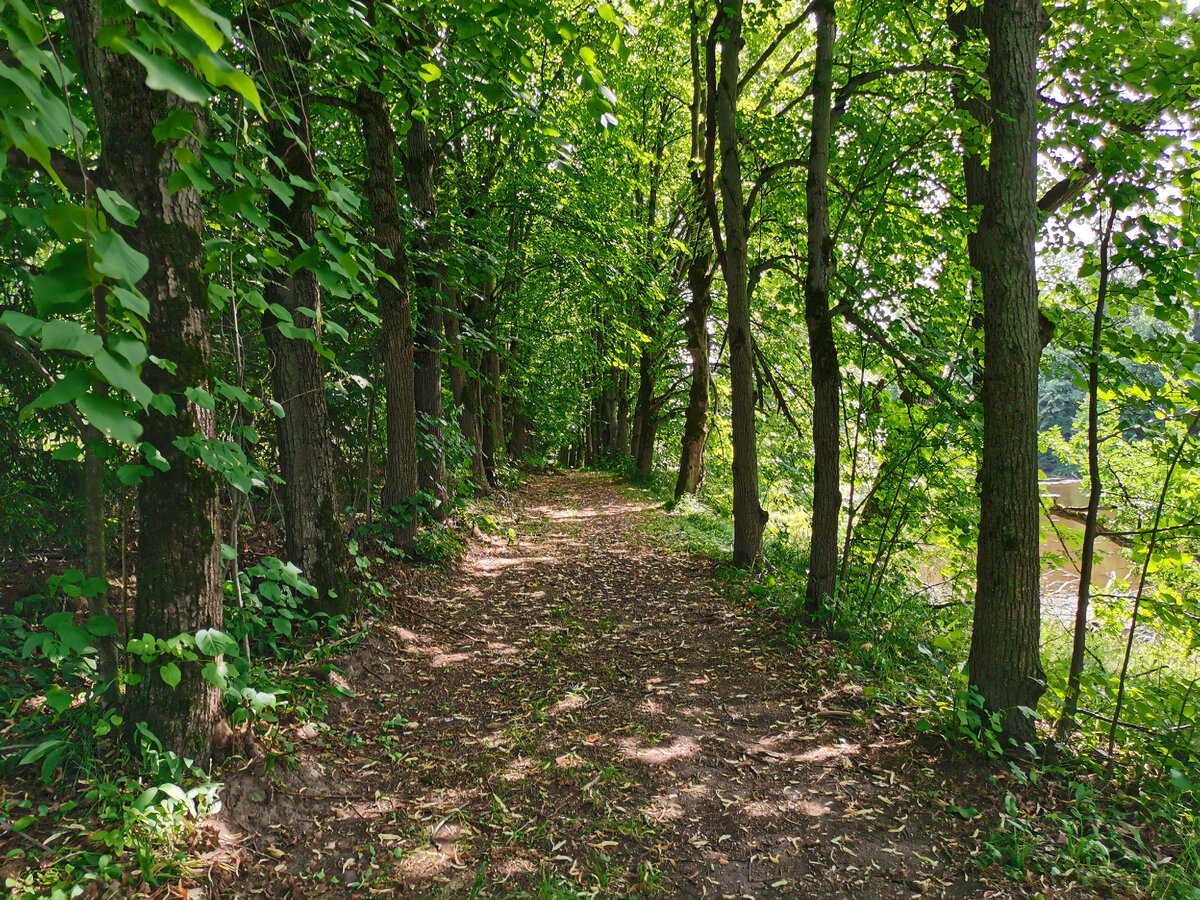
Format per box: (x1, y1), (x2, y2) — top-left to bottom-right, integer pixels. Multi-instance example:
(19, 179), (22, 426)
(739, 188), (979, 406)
(404, 103), (449, 516)
(711, 0), (767, 565)
(247, 8), (350, 610)
(803, 0), (841, 614)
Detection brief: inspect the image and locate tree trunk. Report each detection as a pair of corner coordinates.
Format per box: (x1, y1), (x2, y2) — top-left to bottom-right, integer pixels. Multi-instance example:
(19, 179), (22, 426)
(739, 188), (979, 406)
(444, 292), (487, 490)
(83, 425), (119, 707)
(633, 349), (657, 475)
(615, 368), (630, 456)
(509, 409), (530, 459)
(66, 0), (222, 762)
(804, 0), (842, 616)
(482, 344), (503, 486)
(249, 11), (349, 611)
(968, 0), (1049, 748)
(358, 83), (419, 542)
(403, 114), (447, 517)
(714, 0), (766, 565)
(674, 251), (712, 499)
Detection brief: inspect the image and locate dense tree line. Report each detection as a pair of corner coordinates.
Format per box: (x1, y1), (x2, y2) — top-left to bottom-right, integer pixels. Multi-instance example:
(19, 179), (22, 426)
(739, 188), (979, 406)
(2, 0), (1199, 772)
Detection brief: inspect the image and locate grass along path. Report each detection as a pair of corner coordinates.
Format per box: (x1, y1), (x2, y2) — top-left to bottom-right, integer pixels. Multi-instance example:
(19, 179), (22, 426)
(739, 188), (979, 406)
(212, 471), (1075, 898)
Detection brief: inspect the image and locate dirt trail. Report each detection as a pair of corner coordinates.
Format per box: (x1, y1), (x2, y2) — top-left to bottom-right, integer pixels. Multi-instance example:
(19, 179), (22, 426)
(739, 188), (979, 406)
(216, 472), (1040, 898)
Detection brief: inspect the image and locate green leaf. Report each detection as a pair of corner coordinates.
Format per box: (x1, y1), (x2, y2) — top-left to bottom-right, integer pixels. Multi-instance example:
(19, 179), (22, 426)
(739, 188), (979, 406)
(185, 386), (215, 409)
(32, 244), (93, 316)
(112, 38), (213, 104)
(93, 349), (153, 407)
(93, 229), (150, 286)
(158, 781), (196, 816)
(201, 660), (227, 690)
(1, 310), (44, 338)
(19, 739), (63, 766)
(418, 61), (441, 83)
(97, 188), (139, 226)
(40, 320), (102, 357)
(192, 50), (264, 116)
(195, 627), (238, 656)
(86, 615), (118, 637)
(23, 368), (92, 418)
(44, 685), (72, 714)
(116, 463), (154, 485)
(159, 661), (182, 688)
(112, 287), (150, 319)
(132, 786), (160, 811)
(76, 391), (143, 445)
(51, 443), (83, 462)
(162, 0), (230, 51)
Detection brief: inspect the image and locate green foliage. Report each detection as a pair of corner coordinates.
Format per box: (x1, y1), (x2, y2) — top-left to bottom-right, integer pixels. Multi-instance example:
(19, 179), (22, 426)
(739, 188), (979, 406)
(225, 555), (340, 664)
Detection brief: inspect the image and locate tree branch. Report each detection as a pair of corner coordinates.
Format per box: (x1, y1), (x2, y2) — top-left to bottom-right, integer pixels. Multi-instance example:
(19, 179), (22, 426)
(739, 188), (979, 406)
(6, 147), (98, 195)
(745, 158), (807, 225)
(738, 9), (810, 93)
(0, 329), (88, 434)
(832, 292), (972, 422)
(832, 63), (969, 127)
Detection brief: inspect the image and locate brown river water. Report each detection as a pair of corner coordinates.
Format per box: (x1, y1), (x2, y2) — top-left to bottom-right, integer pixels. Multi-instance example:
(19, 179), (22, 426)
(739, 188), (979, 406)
(1039, 479), (1131, 628)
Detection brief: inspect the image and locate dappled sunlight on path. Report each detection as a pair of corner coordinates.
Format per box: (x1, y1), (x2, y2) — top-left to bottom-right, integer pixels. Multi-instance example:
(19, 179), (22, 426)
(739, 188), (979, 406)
(214, 472), (1043, 898)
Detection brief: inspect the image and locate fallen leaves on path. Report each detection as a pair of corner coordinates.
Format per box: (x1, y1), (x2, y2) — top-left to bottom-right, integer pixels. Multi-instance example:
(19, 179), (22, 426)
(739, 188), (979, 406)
(212, 472), (1080, 899)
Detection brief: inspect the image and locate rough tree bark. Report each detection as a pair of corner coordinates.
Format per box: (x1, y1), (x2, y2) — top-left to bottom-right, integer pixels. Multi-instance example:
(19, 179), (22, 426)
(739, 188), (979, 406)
(248, 10), (349, 611)
(713, 0), (767, 565)
(66, 0), (222, 761)
(403, 112), (448, 516)
(968, 0), (1049, 747)
(803, 0), (842, 615)
(358, 83), (419, 543)
(675, 251), (712, 498)
(444, 291), (487, 489)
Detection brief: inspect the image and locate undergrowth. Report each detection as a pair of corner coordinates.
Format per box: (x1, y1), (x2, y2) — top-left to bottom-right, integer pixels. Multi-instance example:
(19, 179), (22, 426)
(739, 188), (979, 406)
(0, 477), (527, 898)
(607, 457), (1200, 898)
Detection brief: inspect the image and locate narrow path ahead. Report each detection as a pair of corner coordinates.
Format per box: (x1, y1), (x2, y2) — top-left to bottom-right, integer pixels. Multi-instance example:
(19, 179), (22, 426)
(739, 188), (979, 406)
(219, 472), (1028, 898)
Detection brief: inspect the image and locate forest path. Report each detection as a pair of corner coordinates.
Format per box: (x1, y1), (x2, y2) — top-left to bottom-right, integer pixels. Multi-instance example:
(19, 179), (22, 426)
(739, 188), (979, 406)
(217, 472), (1026, 898)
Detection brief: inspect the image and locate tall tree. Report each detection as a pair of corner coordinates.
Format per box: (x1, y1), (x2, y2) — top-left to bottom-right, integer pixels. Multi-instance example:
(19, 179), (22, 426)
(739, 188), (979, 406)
(802, 0), (841, 614)
(674, 4), (715, 500)
(404, 94), (449, 516)
(359, 78), (420, 540)
(711, 0), (767, 565)
(64, 0), (223, 760)
(247, 8), (350, 611)
(967, 0), (1050, 747)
